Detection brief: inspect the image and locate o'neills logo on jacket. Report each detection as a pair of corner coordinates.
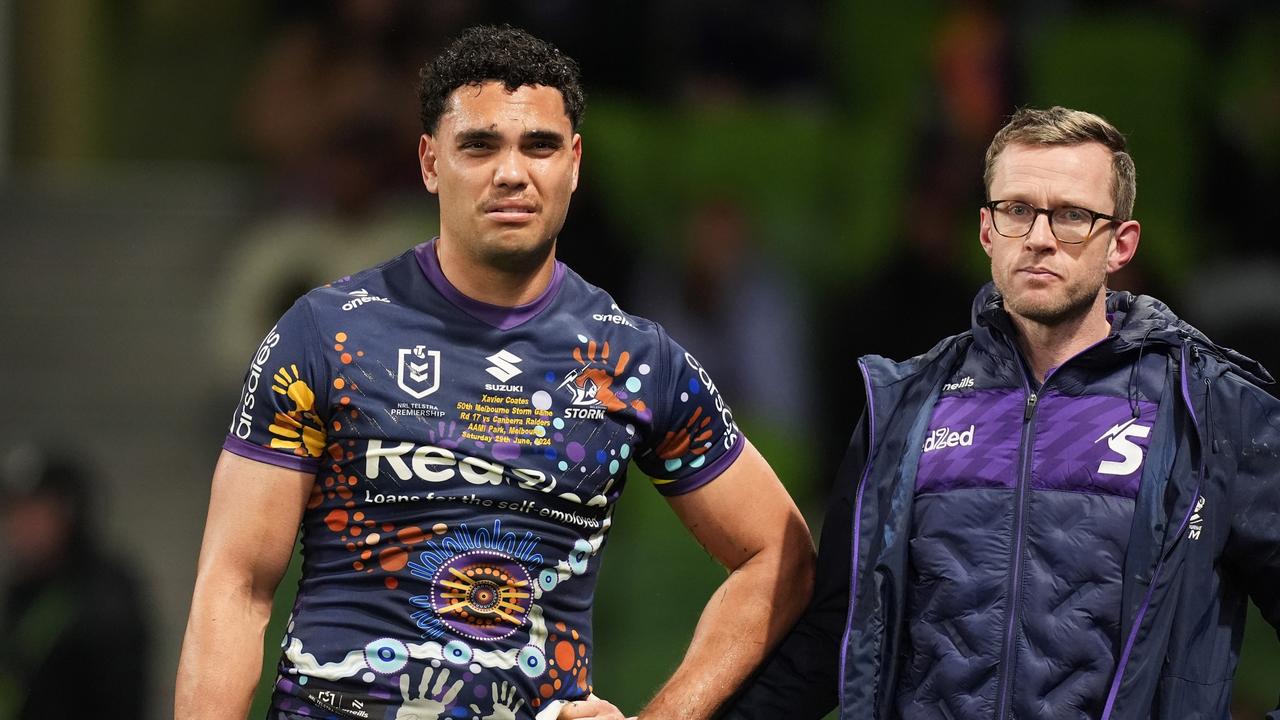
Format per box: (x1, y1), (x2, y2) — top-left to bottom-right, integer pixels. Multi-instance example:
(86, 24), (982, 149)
(922, 425), (975, 453)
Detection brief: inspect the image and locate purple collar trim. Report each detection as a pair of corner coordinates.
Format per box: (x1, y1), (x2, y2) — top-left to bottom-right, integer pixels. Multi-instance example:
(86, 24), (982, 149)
(414, 239), (565, 330)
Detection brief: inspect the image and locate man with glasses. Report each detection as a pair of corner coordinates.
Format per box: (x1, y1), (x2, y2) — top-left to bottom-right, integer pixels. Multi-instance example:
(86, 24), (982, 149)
(726, 106), (1280, 719)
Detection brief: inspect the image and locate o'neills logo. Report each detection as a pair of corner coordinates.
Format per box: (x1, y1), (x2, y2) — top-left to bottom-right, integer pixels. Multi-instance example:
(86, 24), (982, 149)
(231, 325), (282, 438)
(942, 376), (975, 393)
(592, 313), (635, 327)
(593, 303), (636, 328)
(342, 288), (391, 311)
(922, 425), (975, 453)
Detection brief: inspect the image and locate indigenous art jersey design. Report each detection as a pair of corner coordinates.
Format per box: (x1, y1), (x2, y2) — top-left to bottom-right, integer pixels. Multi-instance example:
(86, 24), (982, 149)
(223, 240), (743, 720)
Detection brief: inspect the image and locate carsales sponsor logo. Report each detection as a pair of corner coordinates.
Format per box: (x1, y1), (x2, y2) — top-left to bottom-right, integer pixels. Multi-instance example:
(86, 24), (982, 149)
(231, 325), (281, 438)
(684, 352), (740, 450)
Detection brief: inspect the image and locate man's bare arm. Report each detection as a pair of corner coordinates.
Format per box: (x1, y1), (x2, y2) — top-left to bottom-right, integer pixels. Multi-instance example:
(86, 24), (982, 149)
(640, 439), (816, 719)
(174, 450), (314, 719)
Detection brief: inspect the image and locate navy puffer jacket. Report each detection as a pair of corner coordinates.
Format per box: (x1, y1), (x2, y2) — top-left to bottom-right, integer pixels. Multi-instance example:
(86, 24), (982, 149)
(727, 285), (1280, 720)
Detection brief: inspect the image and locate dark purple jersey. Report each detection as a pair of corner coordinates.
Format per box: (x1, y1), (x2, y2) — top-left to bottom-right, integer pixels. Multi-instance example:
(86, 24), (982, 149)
(223, 240), (743, 720)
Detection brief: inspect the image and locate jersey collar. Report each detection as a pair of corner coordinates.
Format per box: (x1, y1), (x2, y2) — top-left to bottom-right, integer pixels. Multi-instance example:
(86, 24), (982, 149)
(415, 238), (566, 331)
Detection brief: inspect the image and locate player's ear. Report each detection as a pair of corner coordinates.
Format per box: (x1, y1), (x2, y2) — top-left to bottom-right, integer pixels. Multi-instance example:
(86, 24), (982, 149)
(569, 133), (582, 193)
(419, 135), (439, 194)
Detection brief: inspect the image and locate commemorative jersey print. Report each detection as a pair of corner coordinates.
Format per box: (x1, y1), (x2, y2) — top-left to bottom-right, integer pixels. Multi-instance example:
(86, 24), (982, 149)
(223, 241), (742, 719)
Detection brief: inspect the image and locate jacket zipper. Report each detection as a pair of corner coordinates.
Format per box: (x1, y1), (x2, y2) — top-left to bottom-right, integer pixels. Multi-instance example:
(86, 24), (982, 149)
(995, 385), (1038, 720)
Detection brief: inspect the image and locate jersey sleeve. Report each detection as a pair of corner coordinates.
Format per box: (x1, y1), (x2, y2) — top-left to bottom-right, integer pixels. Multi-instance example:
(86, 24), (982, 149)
(634, 327), (744, 495)
(222, 298), (331, 474)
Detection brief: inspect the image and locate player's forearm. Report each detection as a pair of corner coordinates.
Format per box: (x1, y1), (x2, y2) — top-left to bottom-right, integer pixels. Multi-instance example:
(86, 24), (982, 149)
(640, 530), (816, 720)
(174, 574), (275, 719)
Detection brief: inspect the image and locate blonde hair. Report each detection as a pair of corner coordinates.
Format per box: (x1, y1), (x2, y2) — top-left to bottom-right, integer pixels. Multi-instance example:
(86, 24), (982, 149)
(984, 106), (1136, 220)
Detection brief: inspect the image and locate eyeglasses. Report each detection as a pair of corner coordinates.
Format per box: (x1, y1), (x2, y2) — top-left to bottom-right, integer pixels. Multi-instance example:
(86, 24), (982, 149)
(983, 200), (1119, 244)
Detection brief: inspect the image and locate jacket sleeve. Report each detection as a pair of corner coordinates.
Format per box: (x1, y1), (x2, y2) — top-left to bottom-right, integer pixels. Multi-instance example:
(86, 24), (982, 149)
(719, 414), (868, 719)
(1220, 379), (1280, 719)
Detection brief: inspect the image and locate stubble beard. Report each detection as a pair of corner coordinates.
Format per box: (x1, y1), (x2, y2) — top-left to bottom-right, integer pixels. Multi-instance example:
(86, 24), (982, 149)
(477, 231), (558, 275)
(996, 265), (1105, 328)
(481, 200), (570, 275)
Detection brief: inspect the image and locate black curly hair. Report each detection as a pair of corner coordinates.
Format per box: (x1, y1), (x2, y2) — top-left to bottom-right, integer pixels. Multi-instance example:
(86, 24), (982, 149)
(418, 25), (585, 135)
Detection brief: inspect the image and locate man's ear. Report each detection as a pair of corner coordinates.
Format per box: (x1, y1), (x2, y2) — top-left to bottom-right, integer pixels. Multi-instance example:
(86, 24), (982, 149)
(978, 206), (995, 259)
(1106, 219), (1141, 274)
(569, 133), (582, 193)
(419, 134), (439, 194)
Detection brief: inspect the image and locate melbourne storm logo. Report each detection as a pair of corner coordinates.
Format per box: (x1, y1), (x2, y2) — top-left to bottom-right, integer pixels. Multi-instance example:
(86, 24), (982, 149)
(397, 345), (441, 399)
(557, 366), (603, 407)
(1094, 417), (1151, 476)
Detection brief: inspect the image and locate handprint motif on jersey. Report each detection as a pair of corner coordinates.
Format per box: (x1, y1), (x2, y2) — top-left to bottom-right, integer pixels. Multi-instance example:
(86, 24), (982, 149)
(559, 339), (646, 414)
(425, 419), (461, 449)
(470, 681), (526, 720)
(655, 405), (714, 460)
(268, 363), (326, 457)
(396, 663), (464, 720)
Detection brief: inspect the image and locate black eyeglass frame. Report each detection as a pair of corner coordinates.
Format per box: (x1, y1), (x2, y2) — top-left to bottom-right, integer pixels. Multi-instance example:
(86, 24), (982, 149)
(982, 200), (1120, 245)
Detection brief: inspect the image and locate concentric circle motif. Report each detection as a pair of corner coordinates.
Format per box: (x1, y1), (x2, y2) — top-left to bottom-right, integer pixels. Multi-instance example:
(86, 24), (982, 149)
(364, 638), (409, 674)
(567, 540), (592, 575)
(538, 568), (559, 592)
(431, 550), (532, 641)
(517, 644), (547, 678)
(442, 639), (473, 665)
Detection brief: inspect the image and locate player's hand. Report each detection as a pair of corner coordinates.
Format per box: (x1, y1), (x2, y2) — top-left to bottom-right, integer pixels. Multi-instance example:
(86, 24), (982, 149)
(556, 697), (629, 719)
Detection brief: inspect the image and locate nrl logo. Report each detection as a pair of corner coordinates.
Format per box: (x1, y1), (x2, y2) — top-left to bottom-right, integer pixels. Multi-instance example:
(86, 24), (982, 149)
(397, 345), (441, 399)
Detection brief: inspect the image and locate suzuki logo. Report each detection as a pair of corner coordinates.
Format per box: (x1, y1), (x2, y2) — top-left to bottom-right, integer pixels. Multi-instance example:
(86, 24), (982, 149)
(397, 345), (441, 399)
(485, 349), (523, 383)
(1094, 417), (1151, 476)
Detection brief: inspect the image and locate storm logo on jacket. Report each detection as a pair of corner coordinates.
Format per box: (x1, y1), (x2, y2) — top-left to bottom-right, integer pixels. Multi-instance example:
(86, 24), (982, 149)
(1094, 417), (1152, 476)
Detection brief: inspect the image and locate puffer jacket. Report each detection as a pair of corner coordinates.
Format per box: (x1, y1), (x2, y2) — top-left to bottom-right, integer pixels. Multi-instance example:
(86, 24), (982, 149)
(727, 284), (1280, 720)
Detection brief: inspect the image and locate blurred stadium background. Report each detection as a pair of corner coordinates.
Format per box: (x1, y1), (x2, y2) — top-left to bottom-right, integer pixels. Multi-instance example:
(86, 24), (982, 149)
(1, 1), (1276, 717)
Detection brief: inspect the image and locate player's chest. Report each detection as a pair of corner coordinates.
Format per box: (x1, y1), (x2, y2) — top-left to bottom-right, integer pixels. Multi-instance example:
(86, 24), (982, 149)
(317, 315), (660, 499)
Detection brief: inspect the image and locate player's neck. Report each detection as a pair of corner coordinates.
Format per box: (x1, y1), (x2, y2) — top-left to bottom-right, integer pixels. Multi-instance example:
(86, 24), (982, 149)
(1009, 294), (1111, 385)
(435, 236), (558, 307)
